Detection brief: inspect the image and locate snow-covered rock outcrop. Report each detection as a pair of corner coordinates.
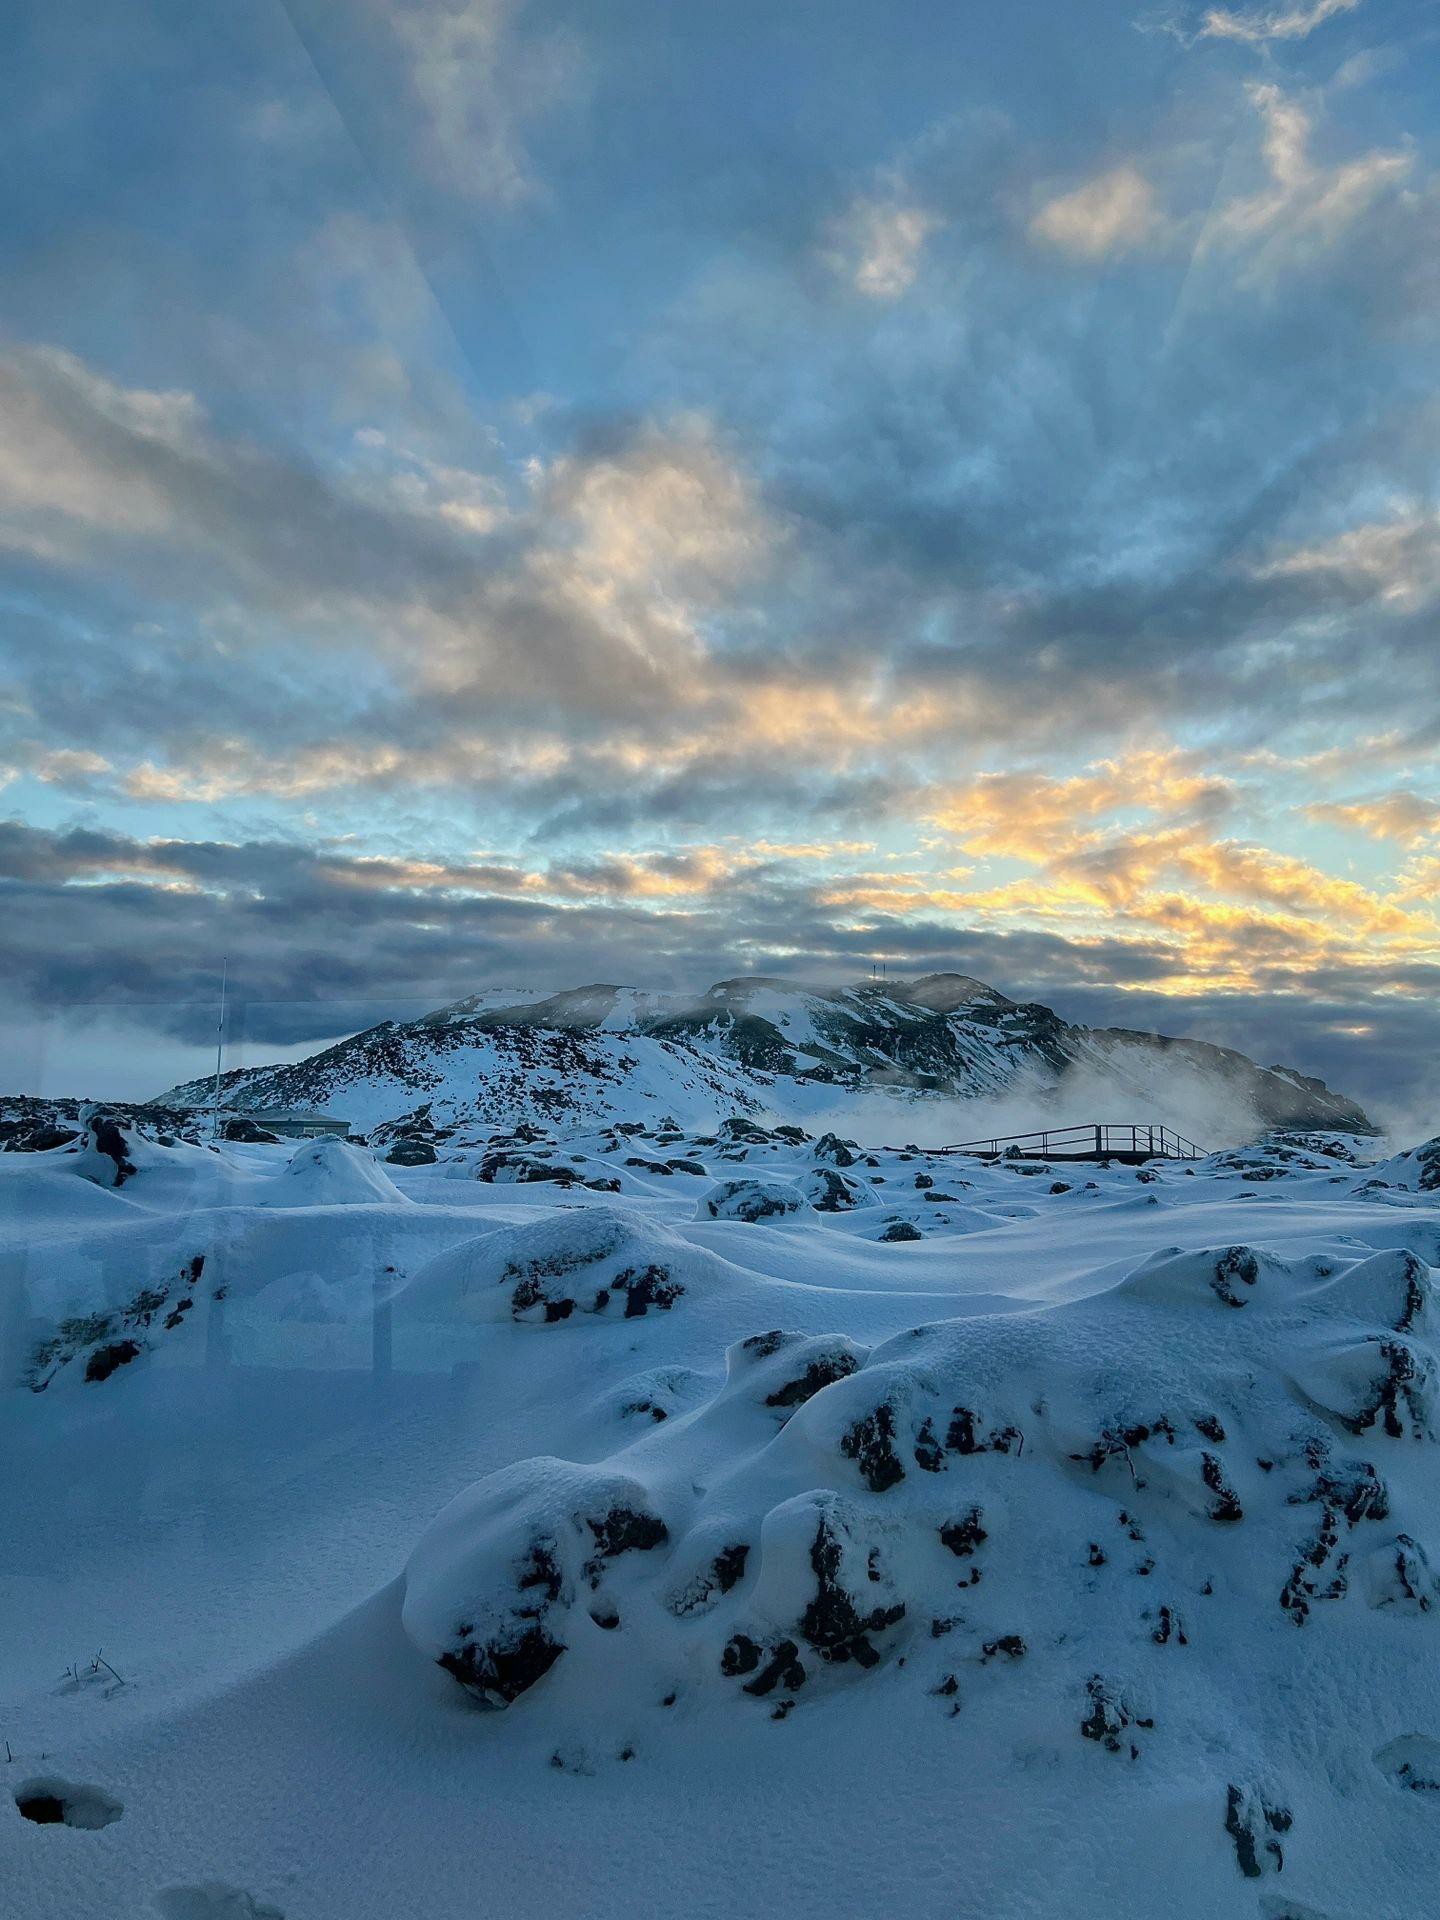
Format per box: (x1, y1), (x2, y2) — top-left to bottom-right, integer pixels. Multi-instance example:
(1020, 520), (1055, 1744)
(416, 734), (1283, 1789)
(402, 1206), (742, 1325)
(402, 1230), (1440, 1890)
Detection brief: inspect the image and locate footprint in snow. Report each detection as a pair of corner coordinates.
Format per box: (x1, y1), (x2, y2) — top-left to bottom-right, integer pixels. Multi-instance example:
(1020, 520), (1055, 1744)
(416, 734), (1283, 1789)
(153, 1885), (285, 1919)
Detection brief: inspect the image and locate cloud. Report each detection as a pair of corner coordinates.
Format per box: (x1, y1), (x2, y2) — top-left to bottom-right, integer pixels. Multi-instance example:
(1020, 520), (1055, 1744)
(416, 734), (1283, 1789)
(1201, 83), (1412, 278)
(0, 344), (786, 743)
(1254, 505), (1440, 611)
(9, 281), (1440, 833)
(929, 749), (1235, 860)
(914, 744), (1440, 1008)
(6, 814), (1438, 1125)
(0, 347), (203, 553)
(1307, 791), (1440, 846)
(825, 196), (938, 299)
(6, 739), (1438, 1044)
(1197, 0), (1361, 44)
(1029, 165), (1159, 260)
(379, 0), (585, 205)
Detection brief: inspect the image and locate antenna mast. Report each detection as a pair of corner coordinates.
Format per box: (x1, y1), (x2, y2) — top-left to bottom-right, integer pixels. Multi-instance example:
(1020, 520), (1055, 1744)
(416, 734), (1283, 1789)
(210, 957), (227, 1139)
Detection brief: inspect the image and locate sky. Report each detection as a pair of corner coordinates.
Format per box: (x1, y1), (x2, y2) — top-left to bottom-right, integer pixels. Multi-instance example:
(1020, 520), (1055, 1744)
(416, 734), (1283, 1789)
(2, 0), (1439, 1120)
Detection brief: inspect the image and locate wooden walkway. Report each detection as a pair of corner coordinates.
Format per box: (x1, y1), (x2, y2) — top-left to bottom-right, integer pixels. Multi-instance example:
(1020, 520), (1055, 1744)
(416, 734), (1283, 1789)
(937, 1123), (1206, 1165)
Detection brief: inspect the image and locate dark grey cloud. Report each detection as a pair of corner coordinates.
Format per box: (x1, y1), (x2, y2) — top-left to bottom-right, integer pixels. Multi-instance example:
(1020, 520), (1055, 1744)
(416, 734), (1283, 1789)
(4, 819), (1433, 1129)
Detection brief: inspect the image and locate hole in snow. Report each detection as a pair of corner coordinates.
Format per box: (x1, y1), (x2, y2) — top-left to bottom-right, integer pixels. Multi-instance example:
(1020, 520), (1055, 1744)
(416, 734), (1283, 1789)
(14, 1776), (124, 1829)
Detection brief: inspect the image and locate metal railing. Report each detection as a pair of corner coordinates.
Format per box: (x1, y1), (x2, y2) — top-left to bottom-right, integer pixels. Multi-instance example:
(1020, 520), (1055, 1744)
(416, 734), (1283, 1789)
(939, 1123), (1206, 1162)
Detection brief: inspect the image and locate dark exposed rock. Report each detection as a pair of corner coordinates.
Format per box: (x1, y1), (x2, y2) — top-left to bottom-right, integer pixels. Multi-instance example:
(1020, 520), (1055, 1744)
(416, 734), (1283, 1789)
(799, 1517), (905, 1666)
(1280, 1506), (1348, 1624)
(1291, 1458), (1388, 1527)
(0, 1116), (80, 1152)
(1201, 1452), (1245, 1523)
(84, 1340), (142, 1383)
(586, 1506), (669, 1565)
(700, 1178), (804, 1222)
(939, 1509), (987, 1558)
(1225, 1783), (1291, 1878)
(721, 1634), (761, 1678)
(807, 1169), (869, 1212)
(1152, 1605), (1187, 1645)
(479, 1149), (616, 1192)
(946, 1407), (1023, 1456)
(385, 1137), (437, 1165)
(879, 1219), (923, 1242)
(620, 1396), (669, 1423)
(813, 1133), (859, 1168)
(743, 1640), (806, 1697)
(1080, 1676), (1151, 1756)
(1343, 1340), (1431, 1440)
(912, 1417), (945, 1472)
(1375, 1733), (1440, 1792)
(841, 1402), (906, 1492)
(617, 1265), (686, 1318)
(85, 1112), (138, 1187)
(711, 1543), (750, 1593)
(981, 1635), (1026, 1661)
(765, 1349), (861, 1410)
(1211, 1246), (1261, 1308)
(439, 1623), (565, 1709)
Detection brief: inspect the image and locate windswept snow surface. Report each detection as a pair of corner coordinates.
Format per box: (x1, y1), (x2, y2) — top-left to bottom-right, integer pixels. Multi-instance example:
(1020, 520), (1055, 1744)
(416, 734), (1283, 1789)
(2, 1112), (1439, 1919)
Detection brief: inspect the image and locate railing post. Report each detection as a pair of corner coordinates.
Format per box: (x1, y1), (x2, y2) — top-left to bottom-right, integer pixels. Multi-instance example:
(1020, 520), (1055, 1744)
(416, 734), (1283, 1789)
(1095, 1124), (1102, 1155)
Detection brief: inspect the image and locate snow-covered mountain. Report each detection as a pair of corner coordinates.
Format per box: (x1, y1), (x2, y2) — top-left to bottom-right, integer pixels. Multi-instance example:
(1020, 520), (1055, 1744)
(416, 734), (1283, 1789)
(159, 973), (1371, 1141)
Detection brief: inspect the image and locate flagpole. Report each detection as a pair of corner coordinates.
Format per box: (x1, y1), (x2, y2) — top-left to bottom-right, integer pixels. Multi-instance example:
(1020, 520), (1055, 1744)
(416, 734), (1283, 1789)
(211, 957), (227, 1139)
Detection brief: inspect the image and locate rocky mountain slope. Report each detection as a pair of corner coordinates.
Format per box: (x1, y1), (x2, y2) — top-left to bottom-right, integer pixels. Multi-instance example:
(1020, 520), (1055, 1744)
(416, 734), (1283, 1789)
(158, 973), (1372, 1141)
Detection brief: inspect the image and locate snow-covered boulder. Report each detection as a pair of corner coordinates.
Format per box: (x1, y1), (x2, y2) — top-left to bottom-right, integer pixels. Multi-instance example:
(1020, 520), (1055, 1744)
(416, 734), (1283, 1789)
(70, 1111), (150, 1189)
(384, 1138), (437, 1166)
(812, 1133), (860, 1168)
(478, 1148), (619, 1191)
(697, 1176), (807, 1223)
(401, 1205), (737, 1325)
(402, 1458), (670, 1707)
(25, 1253), (209, 1391)
(275, 1137), (408, 1207)
(801, 1167), (877, 1212)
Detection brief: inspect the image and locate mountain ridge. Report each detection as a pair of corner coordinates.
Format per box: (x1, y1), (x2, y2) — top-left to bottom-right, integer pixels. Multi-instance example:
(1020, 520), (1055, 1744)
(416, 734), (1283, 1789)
(157, 972), (1373, 1142)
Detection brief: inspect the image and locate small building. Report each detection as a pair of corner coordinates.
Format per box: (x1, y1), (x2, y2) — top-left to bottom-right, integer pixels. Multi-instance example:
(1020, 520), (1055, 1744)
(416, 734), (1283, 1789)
(249, 1108), (351, 1140)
